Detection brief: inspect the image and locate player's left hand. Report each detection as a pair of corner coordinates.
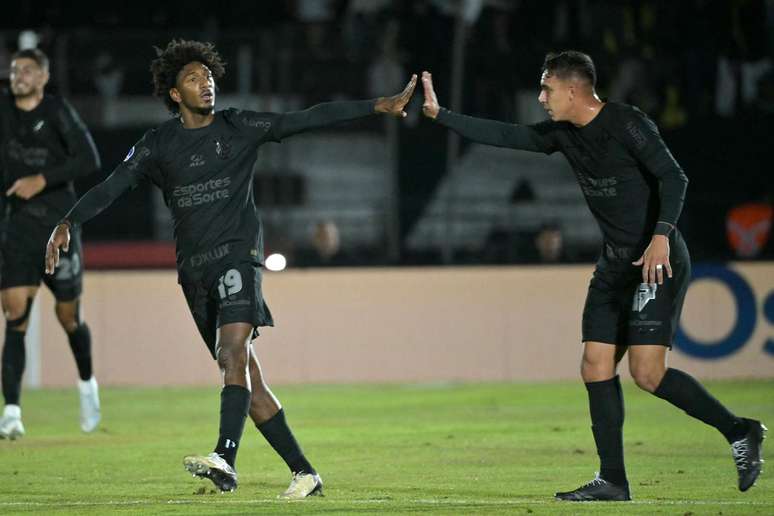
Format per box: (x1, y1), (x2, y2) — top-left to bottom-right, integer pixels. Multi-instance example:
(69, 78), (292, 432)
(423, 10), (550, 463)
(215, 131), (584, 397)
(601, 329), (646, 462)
(6, 174), (47, 200)
(45, 223), (71, 275)
(374, 74), (418, 118)
(632, 235), (671, 285)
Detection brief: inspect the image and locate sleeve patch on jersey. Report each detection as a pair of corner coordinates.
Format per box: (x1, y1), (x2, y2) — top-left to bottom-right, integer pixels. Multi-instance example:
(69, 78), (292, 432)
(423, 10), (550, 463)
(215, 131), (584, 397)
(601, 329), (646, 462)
(124, 146), (136, 161)
(125, 147), (151, 171)
(625, 120), (647, 150)
(242, 115), (272, 129)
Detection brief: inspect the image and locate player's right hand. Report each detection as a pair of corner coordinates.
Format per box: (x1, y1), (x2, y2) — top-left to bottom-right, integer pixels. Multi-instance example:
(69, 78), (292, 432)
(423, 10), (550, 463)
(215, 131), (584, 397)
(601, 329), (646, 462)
(45, 223), (71, 275)
(421, 71), (440, 119)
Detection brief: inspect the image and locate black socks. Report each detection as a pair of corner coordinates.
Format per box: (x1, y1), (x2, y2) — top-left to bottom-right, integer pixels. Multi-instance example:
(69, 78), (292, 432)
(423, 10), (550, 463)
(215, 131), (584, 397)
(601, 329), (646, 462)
(67, 323), (93, 381)
(257, 409), (315, 475)
(214, 385), (251, 468)
(1, 329), (26, 406)
(654, 368), (749, 443)
(586, 375), (628, 487)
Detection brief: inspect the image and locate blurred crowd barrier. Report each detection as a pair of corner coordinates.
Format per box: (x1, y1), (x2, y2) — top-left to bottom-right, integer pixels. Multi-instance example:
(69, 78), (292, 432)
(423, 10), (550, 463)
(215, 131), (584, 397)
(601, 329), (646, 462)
(8, 262), (772, 388)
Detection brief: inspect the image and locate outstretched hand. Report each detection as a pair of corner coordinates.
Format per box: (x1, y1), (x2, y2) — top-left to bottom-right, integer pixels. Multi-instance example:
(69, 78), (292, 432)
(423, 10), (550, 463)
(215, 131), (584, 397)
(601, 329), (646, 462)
(45, 223), (71, 275)
(374, 74), (417, 117)
(421, 71), (440, 119)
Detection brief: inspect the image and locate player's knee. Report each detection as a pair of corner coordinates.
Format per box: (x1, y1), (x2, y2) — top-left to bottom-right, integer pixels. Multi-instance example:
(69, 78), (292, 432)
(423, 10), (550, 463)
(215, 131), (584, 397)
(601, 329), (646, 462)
(216, 341), (248, 374)
(250, 378), (272, 399)
(630, 366), (663, 393)
(54, 301), (81, 333)
(580, 355), (613, 382)
(55, 312), (80, 333)
(4, 298), (33, 331)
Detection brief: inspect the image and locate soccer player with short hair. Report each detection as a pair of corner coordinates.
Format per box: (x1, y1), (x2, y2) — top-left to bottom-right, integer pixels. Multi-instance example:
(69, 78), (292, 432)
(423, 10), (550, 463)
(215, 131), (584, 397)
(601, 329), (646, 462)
(421, 51), (766, 501)
(45, 39), (416, 498)
(0, 48), (102, 439)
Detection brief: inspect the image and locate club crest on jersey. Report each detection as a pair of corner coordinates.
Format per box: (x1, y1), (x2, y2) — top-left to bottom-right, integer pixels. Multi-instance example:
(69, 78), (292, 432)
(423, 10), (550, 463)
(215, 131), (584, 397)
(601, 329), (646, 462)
(33, 120), (45, 132)
(214, 136), (232, 160)
(632, 283), (657, 312)
(189, 154), (206, 167)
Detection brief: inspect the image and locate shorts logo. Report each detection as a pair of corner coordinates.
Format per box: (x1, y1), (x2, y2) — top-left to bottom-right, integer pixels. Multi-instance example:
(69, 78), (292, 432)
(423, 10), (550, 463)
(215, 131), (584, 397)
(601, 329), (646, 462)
(632, 283), (657, 312)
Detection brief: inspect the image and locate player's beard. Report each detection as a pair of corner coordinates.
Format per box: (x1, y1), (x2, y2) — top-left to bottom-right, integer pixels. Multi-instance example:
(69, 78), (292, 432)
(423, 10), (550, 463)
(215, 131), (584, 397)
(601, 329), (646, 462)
(10, 83), (35, 98)
(192, 103), (214, 116)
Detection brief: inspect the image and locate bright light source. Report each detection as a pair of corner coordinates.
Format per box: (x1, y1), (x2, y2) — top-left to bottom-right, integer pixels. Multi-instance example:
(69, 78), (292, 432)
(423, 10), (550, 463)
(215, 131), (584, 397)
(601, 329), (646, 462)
(265, 253), (287, 272)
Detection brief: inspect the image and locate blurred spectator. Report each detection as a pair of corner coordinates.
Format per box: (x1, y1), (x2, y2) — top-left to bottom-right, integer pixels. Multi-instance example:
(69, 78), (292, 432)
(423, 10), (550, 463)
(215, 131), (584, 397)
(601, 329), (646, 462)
(534, 224), (564, 263)
(93, 51), (124, 126)
(368, 19), (405, 98)
(343, 0), (392, 62)
(312, 220), (341, 263)
(715, 0), (772, 116)
(294, 0), (337, 59)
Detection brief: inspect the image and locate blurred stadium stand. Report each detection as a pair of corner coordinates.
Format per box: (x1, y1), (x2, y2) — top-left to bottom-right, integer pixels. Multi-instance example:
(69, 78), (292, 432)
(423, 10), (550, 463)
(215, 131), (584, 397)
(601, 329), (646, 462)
(1, 0), (772, 267)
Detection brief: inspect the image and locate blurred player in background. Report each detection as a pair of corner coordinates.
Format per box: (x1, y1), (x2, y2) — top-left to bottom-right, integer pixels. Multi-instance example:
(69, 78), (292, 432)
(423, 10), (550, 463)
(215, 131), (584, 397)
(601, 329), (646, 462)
(0, 48), (102, 439)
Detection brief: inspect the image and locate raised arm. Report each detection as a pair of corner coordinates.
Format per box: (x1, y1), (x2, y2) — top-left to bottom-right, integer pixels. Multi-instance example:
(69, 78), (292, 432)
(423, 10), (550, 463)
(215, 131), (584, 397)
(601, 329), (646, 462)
(269, 74), (418, 140)
(421, 71), (556, 153)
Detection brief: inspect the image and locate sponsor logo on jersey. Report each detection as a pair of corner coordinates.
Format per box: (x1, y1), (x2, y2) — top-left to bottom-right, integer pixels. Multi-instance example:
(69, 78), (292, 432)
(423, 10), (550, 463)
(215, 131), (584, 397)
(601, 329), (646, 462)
(577, 174), (618, 198)
(242, 116), (271, 129)
(189, 243), (231, 267)
(172, 177), (231, 208)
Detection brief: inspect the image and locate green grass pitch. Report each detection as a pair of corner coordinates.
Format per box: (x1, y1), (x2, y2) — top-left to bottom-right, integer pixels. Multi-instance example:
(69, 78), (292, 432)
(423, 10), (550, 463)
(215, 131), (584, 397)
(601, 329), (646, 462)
(1, 380), (772, 514)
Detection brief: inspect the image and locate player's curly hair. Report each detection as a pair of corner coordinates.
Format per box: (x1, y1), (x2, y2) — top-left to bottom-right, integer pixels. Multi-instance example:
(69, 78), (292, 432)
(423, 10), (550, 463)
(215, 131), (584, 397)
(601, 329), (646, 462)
(150, 39), (226, 114)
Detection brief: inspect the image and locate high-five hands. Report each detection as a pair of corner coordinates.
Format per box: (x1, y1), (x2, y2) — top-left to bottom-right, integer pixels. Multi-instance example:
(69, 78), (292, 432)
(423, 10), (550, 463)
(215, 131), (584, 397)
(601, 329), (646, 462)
(374, 74), (418, 117)
(421, 71), (440, 119)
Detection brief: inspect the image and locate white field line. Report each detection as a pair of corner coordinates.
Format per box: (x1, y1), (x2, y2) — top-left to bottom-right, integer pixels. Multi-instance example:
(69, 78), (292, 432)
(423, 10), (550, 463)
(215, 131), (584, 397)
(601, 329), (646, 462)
(0, 498), (771, 508)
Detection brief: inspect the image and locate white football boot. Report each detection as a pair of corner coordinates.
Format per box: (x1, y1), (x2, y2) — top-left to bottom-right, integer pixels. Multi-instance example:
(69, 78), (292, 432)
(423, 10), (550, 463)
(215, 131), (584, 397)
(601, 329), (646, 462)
(78, 376), (101, 432)
(279, 472), (323, 499)
(183, 452), (238, 492)
(0, 404), (25, 440)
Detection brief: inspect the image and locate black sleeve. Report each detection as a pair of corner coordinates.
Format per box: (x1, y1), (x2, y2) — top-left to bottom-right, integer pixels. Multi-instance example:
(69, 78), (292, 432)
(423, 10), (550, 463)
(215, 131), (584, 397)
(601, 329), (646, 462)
(265, 100), (377, 142)
(61, 131), (159, 227)
(620, 107), (689, 235)
(41, 99), (101, 187)
(434, 108), (559, 154)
